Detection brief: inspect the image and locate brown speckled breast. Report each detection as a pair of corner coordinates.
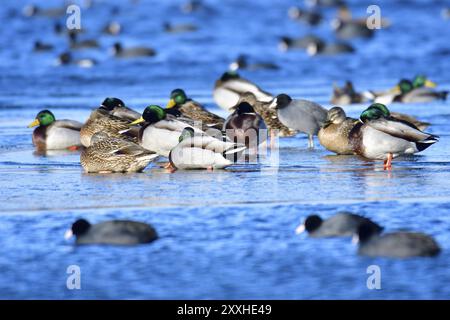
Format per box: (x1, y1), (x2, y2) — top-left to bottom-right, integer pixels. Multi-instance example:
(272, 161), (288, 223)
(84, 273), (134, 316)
(32, 126), (47, 151)
(348, 122), (364, 156)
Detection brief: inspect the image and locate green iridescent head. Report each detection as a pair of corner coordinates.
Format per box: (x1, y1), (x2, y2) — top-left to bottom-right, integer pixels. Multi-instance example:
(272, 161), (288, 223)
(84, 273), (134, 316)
(142, 105), (166, 124)
(168, 89), (188, 107)
(360, 105), (384, 123)
(398, 79), (414, 94)
(412, 75), (436, 88)
(28, 110), (56, 127)
(367, 103), (390, 117)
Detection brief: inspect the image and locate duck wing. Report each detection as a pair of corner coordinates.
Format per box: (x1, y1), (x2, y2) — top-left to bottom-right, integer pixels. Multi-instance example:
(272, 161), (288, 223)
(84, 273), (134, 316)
(366, 117), (438, 142)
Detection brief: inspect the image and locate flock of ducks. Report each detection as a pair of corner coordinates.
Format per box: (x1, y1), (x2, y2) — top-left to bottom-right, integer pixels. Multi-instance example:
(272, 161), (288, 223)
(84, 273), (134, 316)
(28, 71), (443, 173)
(21, 1), (445, 259)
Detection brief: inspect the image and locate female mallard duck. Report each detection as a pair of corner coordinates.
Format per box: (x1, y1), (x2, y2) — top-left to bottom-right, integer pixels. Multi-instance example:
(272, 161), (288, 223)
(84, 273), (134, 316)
(349, 104), (439, 169)
(331, 81), (366, 105)
(80, 132), (158, 173)
(369, 103), (430, 131)
(223, 102), (267, 149)
(213, 71), (273, 111)
(269, 94), (328, 148)
(166, 88), (224, 130)
(28, 110), (83, 151)
(238, 92), (297, 139)
(318, 107), (357, 155)
(392, 79), (448, 103)
(169, 128), (246, 170)
(130, 105), (204, 157)
(100, 97), (141, 121)
(80, 108), (138, 147)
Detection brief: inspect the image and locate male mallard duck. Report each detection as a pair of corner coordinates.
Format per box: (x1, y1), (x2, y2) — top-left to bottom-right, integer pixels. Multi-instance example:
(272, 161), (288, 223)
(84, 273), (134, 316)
(130, 105), (204, 157)
(65, 218), (158, 245)
(238, 92), (297, 138)
(223, 102), (267, 149)
(100, 97), (141, 121)
(213, 71), (273, 111)
(80, 132), (158, 173)
(80, 108), (137, 147)
(392, 79), (448, 103)
(169, 128), (246, 170)
(354, 222), (440, 258)
(229, 55), (279, 71)
(295, 212), (383, 238)
(166, 88), (224, 130)
(318, 107), (357, 155)
(112, 42), (156, 58)
(269, 94), (328, 148)
(349, 104), (439, 169)
(28, 110), (83, 151)
(331, 81), (366, 105)
(369, 103), (430, 131)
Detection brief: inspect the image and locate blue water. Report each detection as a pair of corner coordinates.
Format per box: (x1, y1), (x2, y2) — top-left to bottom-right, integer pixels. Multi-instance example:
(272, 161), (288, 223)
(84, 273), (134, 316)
(1, 0), (450, 299)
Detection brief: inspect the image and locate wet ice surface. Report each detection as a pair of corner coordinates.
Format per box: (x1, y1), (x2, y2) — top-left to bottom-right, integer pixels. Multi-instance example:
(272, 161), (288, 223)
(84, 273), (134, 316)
(1, 0), (450, 299)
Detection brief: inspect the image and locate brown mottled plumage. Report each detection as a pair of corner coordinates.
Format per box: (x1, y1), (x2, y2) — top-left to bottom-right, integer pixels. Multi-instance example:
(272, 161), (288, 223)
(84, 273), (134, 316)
(318, 107), (356, 155)
(80, 133), (158, 173)
(238, 92), (296, 137)
(80, 108), (138, 147)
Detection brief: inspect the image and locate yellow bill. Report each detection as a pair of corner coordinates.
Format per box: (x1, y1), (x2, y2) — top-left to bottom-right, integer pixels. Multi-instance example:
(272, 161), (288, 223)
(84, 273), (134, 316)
(389, 85), (401, 95)
(129, 117), (145, 126)
(166, 99), (176, 109)
(425, 79), (437, 88)
(28, 119), (40, 128)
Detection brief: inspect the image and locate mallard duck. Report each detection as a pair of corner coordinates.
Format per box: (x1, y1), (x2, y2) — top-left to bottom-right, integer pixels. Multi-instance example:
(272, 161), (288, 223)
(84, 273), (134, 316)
(112, 42), (156, 58)
(169, 128), (246, 170)
(213, 71), (273, 111)
(306, 40), (354, 56)
(65, 218), (158, 245)
(349, 104), (439, 169)
(130, 105), (204, 157)
(369, 103), (430, 131)
(80, 132), (158, 173)
(28, 110), (83, 151)
(331, 18), (374, 39)
(288, 7), (322, 25)
(331, 81), (366, 105)
(223, 102), (267, 149)
(318, 107), (357, 155)
(354, 222), (440, 258)
(392, 79), (448, 103)
(56, 52), (97, 68)
(229, 55), (279, 71)
(238, 92), (297, 139)
(100, 97), (141, 121)
(306, 0), (344, 7)
(80, 108), (137, 147)
(166, 88), (224, 130)
(269, 94), (328, 148)
(22, 4), (65, 17)
(278, 35), (322, 51)
(295, 212), (383, 237)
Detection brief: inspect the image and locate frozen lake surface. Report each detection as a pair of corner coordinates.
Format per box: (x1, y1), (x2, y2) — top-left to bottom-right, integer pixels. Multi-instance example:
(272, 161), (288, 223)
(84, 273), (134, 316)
(0, 0), (449, 299)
